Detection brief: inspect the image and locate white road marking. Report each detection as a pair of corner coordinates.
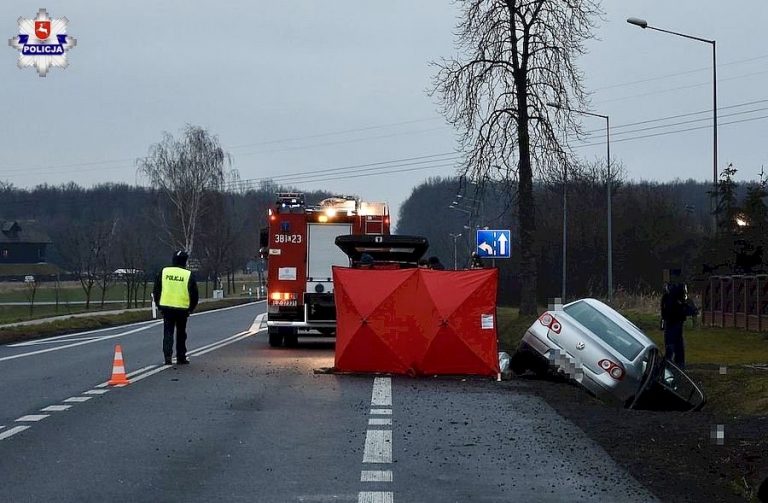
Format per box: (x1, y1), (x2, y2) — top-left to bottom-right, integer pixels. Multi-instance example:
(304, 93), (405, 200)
(363, 430), (392, 464)
(16, 415), (48, 422)
(358, 492), (393, 503)
(7, 320), (159, 347)
(2, 302), (264, 358)
(128, 364), (172, 384)
(249, 313), (267, 334)
(64, 396), (92, 403)
(189, 331), (253, 357)
(41, 405), (72, 412)
(187, 331), (251, 356)
(368, 418), (392, 426)
(11, 336), (102, 346)
(129, 331), (261, 384)
(0, 425), (30, 440)
(361, 470), (393, 482)
(370, 409), (392, 415)
(0, 324), (160, 362)
(96, 364), (158, 388)
(83, 389), (109, 395)
(371, 377), (392, 407)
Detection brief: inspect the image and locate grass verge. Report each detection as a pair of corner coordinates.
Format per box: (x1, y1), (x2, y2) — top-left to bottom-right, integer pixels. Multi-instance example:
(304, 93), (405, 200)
(0, 297), (256, 345)
(497, 306), (768, 416)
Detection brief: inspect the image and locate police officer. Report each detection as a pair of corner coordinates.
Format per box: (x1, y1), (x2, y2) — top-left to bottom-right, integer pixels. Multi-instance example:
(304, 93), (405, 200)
(660, 281), (688, 368)
(153, 251), (199, 365)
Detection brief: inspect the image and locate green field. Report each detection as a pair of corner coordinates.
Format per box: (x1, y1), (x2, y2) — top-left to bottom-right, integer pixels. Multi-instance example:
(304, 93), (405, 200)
(497, 306), (768, 415)
(0, 279), (266, 304)
(0, 297), (253, 345)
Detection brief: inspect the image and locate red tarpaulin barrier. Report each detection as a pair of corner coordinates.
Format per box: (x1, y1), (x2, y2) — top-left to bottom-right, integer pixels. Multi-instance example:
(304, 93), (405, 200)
(333, 267), (499, 377)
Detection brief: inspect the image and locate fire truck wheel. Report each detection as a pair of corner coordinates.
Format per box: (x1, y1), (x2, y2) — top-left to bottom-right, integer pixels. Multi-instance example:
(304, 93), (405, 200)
(284, 330), (299, 347)
(268, 328), (283, 347)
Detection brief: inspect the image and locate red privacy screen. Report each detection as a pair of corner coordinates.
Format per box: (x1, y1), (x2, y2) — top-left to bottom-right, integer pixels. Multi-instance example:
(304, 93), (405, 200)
(333, 267), (499, 377)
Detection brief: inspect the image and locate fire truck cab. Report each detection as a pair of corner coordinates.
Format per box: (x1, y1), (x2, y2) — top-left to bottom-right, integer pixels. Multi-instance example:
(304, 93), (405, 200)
(262, 192), (390, 347)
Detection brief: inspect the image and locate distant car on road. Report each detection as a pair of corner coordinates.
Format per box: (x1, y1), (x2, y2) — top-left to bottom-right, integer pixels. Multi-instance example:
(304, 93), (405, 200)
(512, 298), (705, 411)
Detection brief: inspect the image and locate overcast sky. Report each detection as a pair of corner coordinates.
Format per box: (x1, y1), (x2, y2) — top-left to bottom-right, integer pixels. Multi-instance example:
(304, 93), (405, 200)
(2, 1), (767, 224)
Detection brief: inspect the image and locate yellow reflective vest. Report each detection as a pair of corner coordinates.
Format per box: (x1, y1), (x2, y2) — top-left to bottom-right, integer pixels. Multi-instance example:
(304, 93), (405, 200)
(159, 266), (191, 309)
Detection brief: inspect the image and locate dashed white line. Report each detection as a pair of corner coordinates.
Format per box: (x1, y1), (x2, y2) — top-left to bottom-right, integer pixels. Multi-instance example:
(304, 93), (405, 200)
(63, 396), (92, 403)
(16, 414), (49, 422)
(83, 389), (110, 395)
(370, 408), (392, 415)
(41, 405), (72, 412)
(96, 364), (158, 388)
(363, 430), (392, 464)
(368, 418), (392, 426)
(358, 492), (393, 503)
(189, 331), (252, 357)
(129, 364), (172, 384)
(361, 470), (393, 482)
(371, 377), (392, 407)
(0, 425), (30, 440)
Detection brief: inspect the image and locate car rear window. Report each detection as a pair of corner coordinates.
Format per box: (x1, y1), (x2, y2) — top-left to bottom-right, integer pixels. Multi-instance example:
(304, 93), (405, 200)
(563, 301), (645, 360)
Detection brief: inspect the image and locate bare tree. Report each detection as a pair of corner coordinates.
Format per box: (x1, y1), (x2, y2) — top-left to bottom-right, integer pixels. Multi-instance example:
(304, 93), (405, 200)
(137, 125), (232, 254)
(23, 277), (38, 317)
(433, 0), (601, 314)
(56, 220), (116, 309)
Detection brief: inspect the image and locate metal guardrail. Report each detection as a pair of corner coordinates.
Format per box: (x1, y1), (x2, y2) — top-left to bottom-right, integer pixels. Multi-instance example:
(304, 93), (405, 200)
(701, 274), (768, 331)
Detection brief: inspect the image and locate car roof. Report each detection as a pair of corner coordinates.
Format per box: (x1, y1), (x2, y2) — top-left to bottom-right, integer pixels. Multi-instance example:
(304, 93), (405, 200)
(562, 298), (657, 351)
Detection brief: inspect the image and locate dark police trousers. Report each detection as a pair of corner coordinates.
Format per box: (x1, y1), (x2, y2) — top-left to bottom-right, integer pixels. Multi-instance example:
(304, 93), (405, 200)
(162, 309), (188, 361)
(664, 321), (685, 369)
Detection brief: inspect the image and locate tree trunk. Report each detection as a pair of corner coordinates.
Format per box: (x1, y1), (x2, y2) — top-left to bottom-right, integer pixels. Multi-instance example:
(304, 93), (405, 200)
(516, 80), (538, 316)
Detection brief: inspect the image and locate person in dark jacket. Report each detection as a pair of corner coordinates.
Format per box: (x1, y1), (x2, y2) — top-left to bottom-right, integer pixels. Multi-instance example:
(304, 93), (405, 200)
(660, 282), (688, 368)
(153, 251), (199, 365)
(428, 256), (445, 270)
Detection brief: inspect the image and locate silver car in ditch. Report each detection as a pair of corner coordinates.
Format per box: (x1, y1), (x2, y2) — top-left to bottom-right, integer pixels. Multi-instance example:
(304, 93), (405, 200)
(512, 298), (705, 410)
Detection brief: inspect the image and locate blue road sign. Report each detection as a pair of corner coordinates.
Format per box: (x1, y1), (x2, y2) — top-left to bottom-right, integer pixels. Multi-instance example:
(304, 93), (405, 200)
(476, 229), (511, 258)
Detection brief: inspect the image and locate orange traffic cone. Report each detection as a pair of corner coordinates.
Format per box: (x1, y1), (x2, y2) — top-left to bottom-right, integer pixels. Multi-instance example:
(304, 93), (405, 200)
(108, 344), (130, 386)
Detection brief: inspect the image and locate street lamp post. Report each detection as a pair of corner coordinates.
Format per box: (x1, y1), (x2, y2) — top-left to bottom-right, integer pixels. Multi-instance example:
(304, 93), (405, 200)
(547, 103), (612, 302)
(627, 17), (718, 229)
(449, 233), (462, 270)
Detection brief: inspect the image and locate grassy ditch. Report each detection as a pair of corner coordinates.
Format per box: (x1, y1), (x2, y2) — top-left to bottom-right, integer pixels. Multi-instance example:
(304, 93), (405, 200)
(497, 306), (768, 416)
(0, 297), (256, 345)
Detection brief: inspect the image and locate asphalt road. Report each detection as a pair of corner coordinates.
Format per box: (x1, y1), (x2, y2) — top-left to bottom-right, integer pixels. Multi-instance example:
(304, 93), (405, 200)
(0, 302), (658, 502)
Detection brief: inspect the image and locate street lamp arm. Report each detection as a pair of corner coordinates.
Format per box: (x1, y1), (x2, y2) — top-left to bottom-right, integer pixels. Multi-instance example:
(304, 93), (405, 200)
(645, 25), (715, 45)
(546, 102), (607, 120)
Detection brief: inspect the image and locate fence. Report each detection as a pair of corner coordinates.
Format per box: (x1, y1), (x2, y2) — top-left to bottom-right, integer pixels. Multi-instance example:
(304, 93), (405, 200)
(701, 275), (768, 331)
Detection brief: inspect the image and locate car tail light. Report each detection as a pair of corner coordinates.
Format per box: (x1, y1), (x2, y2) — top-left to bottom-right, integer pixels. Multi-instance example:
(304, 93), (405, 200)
(598, 359), (625, 380)
(538, 312), (562, 334)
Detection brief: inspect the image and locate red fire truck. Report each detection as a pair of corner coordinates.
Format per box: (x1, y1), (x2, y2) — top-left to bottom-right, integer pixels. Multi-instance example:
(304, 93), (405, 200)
(261, 192), (390, 347)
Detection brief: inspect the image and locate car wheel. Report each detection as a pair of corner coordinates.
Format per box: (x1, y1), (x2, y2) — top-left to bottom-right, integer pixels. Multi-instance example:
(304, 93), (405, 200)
(268, 327), (283, 347)
(510, 351), (529, 375)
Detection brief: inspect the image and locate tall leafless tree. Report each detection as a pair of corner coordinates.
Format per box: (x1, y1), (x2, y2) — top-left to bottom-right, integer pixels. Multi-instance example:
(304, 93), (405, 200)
(137, 125), (232, 254)
(433, 0), (601, 314)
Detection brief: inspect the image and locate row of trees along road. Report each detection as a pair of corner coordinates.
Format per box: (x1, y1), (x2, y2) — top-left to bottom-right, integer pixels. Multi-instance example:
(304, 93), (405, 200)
(397, 168), (768, 305)
(0, 125), (334, 310)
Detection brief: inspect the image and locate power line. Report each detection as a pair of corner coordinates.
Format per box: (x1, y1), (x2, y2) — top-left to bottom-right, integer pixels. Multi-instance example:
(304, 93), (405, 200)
(0, 119), (444, 173)
(594, 69), (768, 105)
(225, 153), (460, 188)
(226, 117), (442, 149)
(581, 99), (768, 135)
(574, 113), (768, 149)
(582, 105), (768, 140)
(592, 53), (768, 92)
